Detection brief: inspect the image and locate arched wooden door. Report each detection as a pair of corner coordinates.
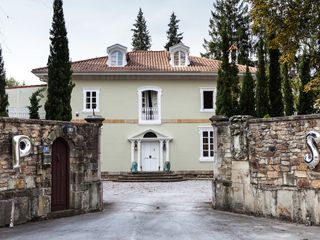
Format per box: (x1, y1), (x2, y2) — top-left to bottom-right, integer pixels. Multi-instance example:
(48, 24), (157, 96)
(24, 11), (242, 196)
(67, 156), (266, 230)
(51, 137), (69, 211)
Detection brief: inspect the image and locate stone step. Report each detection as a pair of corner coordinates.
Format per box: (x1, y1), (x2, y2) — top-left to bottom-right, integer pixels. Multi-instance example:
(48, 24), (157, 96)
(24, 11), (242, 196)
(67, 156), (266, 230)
(115, 178), (186, 182)
(114, 172), (185, 182)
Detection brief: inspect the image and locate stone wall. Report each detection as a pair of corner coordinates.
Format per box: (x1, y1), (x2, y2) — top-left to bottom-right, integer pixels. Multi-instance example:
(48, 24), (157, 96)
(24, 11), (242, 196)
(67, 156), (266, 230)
(211, 114), (320, 224)
(0, 118), (103, 227)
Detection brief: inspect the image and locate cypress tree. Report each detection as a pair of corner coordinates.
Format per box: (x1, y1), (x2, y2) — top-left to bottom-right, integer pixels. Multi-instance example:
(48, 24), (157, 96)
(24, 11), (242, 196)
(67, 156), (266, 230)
(239, 66), (255, 115)
(45, 0), (74, 121)
(298, 52), (314, 114)
(28, 88), (44, 119)
(0, 45), (8, 117)
(131, 8), (151, 51)
(216, 25), (235, 117)
(268, 42), (283, 117)
(164, 12), (183, 50)
(255, 38), (269, 117)
(282, 64), (294, 116)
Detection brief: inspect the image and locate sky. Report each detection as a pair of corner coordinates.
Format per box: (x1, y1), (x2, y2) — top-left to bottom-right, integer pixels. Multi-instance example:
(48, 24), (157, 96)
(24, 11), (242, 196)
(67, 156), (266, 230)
(0, 0), (214, 85)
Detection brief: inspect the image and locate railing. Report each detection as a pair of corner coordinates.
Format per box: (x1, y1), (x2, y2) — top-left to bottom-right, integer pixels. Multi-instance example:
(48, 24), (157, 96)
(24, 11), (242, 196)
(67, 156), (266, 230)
(141, 107), (158, 121)
(8, 107), (46, 119)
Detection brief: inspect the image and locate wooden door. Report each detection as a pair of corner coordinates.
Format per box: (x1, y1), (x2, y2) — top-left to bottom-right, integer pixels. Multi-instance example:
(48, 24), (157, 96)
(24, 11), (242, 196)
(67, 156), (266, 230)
(141, 142), (159, 171)
(51, 138), (69, 211)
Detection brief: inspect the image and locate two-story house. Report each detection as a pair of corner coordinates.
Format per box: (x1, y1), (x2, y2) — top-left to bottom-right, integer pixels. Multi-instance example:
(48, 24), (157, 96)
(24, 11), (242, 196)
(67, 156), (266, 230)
(32, 43), (253, 175)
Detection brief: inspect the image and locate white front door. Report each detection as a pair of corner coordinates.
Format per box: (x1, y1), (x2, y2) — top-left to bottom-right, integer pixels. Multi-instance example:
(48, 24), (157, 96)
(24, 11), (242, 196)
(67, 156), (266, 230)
(141, 142), (159, 171)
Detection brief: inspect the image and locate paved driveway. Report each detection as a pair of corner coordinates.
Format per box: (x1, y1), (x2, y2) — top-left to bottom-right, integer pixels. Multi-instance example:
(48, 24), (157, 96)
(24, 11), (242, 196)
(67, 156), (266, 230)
(1, 181), (320, 240)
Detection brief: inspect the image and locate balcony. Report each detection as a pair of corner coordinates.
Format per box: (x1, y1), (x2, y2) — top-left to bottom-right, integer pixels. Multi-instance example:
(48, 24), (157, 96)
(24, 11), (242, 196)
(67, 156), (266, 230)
(141, 107), (159, 121)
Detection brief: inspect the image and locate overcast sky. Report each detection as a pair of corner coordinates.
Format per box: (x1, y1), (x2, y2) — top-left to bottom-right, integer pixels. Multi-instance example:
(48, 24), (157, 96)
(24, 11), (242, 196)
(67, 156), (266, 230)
(0, 0), (214, 85)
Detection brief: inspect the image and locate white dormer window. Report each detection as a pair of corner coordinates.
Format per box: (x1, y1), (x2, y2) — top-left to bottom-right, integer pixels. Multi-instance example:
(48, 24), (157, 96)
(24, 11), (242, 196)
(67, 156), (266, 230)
(107, 44), (127, 67)
(169, 43), (190, 67)
(110, 51), (124, 66)
(173, 51), (186, 66)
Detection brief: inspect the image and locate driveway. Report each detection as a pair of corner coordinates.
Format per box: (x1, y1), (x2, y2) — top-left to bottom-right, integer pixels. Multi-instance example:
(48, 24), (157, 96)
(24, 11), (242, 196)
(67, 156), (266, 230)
(1, 181), (320, 240)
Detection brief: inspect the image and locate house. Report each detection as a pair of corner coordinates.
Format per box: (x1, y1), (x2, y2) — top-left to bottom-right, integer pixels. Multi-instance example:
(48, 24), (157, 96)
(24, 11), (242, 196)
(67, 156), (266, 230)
(6, 84), (47, 119)
(31, 43), (254, 175)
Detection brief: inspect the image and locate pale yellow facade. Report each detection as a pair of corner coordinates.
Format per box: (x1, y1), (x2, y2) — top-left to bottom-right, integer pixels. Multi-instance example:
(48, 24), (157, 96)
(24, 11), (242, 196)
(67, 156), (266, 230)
(71, 75), (217, 172)
(6, 85), (47, 119)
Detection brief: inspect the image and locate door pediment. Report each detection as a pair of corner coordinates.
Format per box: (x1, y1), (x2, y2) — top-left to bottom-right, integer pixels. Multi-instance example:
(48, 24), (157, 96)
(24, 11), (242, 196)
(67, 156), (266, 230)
(128, 129), (172, 141)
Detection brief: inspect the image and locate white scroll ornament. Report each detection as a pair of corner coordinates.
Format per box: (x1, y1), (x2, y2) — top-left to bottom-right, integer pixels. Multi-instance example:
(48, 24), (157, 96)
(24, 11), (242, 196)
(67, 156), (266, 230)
(304, 131), (320, 169)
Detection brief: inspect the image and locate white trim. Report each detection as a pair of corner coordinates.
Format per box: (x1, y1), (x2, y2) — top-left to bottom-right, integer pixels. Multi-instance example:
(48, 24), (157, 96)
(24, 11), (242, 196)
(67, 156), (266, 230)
(137, 86), (162, 125)
(137, 140), (141, 171)
(128, 128), (173, 141)
(200, 87), (216, 113)
(34, 72), (220, 80)
(106, 44), (127, 67)
(169, 43), (190, 67)
(198, 126), (214, 162)
(82, 88), (100, 112)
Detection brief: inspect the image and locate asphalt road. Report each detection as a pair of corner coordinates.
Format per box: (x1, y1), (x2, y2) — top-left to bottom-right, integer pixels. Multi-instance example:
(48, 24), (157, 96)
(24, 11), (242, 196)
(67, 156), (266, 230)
(1, 181), (320, 240)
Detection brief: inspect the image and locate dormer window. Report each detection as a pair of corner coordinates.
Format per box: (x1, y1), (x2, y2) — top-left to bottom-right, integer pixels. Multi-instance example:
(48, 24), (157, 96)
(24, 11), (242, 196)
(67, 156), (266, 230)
(110, 51), (124, 66)
(169, 43), (190, 67)
(107, 44), (127, 67)
(173, 51), (186, 66)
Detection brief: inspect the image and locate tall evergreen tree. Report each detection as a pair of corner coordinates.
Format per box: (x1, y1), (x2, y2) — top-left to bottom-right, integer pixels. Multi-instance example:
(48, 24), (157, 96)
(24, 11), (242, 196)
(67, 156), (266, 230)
(298, 52), (314, 114)
(0, 46), (8, 117)
(131, 8), (151, 51)
(216, 24), (235, 117)
(28, 88), (44, 119)
(282, 64), (294, 116)
(239, 66), (255, 115)
(255, 37), (269, 117)
(268, 41), (283, 117)
(202, 0), (252, 64)
(164, 12), (183, 50)
(45, 0), (74, 121)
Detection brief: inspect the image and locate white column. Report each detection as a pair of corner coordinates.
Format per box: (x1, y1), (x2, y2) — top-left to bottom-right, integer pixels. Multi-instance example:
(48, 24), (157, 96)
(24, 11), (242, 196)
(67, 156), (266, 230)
(159, 140), (164, 171)
(137, 140), (141, 171)
(131, 141), (135, 164)
(165, 140), (170, 163)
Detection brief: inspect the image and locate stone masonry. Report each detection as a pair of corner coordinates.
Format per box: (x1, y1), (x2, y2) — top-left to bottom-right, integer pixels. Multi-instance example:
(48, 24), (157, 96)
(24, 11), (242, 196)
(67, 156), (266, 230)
(211, 114), (320, 224)
(0, 117), (103, 227)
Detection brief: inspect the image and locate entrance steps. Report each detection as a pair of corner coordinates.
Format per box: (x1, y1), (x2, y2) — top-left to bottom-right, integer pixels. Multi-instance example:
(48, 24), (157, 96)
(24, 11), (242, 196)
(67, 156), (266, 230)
(114, 171), (185, 182)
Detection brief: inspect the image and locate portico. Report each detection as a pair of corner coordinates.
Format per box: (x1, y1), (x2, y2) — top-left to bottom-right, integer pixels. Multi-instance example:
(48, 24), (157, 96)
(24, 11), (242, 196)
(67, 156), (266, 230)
(128, 129), (172, 172)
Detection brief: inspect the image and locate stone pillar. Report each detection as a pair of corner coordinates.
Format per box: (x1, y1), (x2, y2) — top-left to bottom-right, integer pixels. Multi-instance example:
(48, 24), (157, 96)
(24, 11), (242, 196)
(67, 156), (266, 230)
(209, 115), (229, 209)
(137, 140), (141, 171)
(85, 115), (105, 211)
(159, 140), (164, 171)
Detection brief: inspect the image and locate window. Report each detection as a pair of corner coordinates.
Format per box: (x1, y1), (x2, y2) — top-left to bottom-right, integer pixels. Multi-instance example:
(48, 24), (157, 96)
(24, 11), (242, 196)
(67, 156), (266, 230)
(137, 86), (162, 125)
(169, 43), (190, 67)
(173, 51), (187, 66)
(83, 89), (100, 112)
(110, 51), (124, 67)
(200, 88), (215, 112)
(199, 127), (214, 161)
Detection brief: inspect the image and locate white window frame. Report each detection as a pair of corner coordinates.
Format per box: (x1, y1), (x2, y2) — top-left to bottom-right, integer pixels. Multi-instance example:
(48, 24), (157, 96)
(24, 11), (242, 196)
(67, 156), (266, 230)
(110, 51), (124, 67)
(169, 43), (190, 67)
(198, 126), (214, 162)
(200, 87), (216, 113)
(173, 51), (187, 66)
(82, 88), (100, 113)
(137, 86), (162, 125)
(106, 44), (127, 67)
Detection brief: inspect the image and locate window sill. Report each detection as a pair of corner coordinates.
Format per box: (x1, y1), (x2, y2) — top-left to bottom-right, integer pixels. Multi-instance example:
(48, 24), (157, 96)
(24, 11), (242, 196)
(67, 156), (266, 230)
(82, 109), (100, 113)
(200, 109), (215, 113)
(199, 157), (214, 162)
(139, 120), (161, 125)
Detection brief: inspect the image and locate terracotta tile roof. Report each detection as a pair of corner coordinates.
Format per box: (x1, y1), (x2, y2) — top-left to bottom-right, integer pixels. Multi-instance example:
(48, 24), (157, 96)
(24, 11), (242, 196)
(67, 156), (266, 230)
(32, 51), (256, 74)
